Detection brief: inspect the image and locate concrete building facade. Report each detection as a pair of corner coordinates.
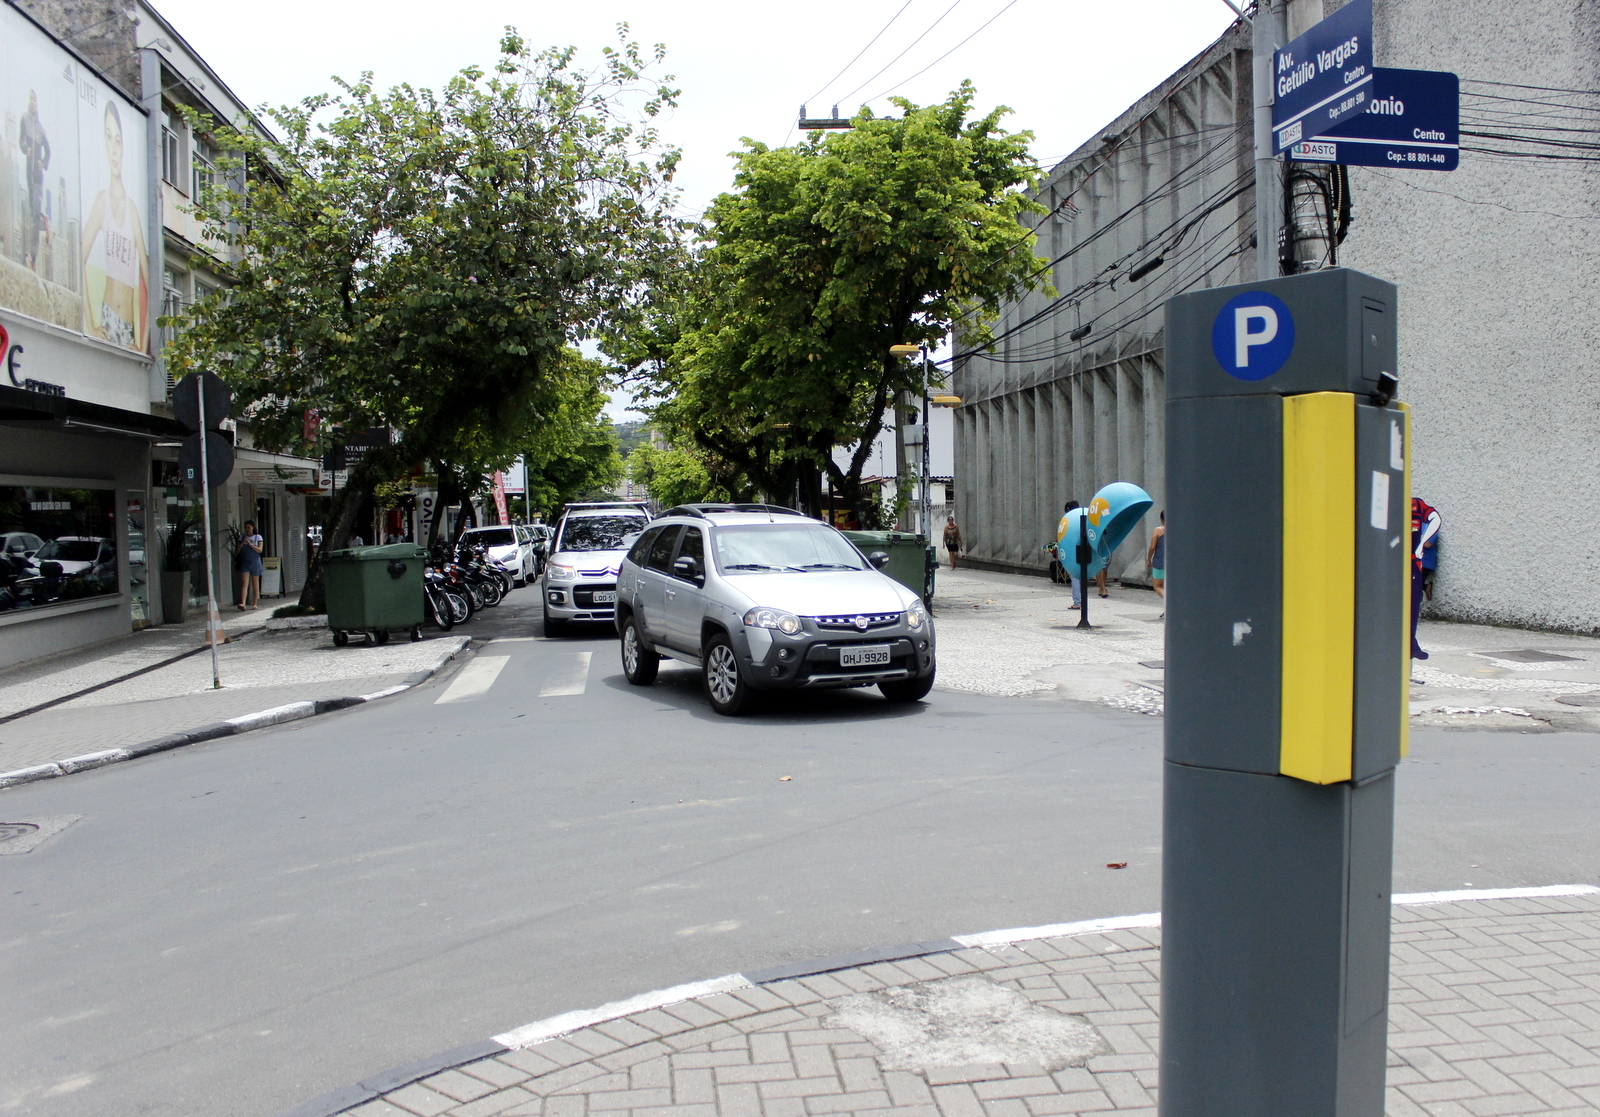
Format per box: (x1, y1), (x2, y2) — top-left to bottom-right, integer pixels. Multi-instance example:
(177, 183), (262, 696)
(953, 0), (1600, 632)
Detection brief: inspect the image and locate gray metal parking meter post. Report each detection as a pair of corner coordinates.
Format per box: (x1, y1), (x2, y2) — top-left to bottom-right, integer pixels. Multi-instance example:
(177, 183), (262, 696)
(1160, 268), (1408, 1117)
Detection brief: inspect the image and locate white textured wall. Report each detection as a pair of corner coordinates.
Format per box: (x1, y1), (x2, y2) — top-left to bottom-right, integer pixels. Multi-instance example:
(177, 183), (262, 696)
(1339, 0), (1600, 632)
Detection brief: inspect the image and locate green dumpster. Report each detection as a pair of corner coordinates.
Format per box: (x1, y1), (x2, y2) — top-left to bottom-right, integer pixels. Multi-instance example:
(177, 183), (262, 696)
(842, 530), (937, 604)
(323, 544), (427, 645)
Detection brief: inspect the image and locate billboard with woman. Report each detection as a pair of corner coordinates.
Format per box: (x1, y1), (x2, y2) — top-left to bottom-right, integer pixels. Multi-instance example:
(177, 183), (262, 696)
(0, 5), (149, 355)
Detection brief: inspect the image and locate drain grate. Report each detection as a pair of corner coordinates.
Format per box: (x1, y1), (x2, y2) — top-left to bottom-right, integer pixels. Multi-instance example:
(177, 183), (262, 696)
(0, 822), (40, 844)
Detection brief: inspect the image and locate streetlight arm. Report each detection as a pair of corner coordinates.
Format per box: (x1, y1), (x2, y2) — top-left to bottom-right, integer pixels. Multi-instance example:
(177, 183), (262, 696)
(1219, 0), (1252, 20)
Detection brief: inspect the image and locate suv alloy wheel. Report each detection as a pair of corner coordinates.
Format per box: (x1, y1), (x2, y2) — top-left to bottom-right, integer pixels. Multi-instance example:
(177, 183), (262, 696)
(621, 615), (659, 685)
(703, 631), (755, 715)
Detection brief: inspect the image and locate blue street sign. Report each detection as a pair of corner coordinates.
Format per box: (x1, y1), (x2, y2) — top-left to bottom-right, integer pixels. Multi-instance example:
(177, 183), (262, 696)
(1211, 292), (1296, 381)
(1272, 0), (1374, 153)
(1288, 67), (1459, 171)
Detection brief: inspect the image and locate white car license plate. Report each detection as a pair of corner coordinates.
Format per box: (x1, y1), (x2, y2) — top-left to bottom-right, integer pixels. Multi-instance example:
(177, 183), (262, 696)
(591, 590), (617, 604)
(839, 645), (891, 667)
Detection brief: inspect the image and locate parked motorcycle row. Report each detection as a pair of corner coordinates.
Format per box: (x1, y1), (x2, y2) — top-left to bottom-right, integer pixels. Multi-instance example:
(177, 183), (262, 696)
(422, 541), (516, 632)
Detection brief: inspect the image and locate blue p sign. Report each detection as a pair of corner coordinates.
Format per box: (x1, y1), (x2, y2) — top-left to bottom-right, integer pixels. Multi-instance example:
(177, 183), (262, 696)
(1211, 292), (1295, 381)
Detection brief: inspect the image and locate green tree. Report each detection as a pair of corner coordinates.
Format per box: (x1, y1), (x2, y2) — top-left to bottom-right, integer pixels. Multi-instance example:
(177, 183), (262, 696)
(517, 351), (626, 518)
(164, 29), (680, 602)
(628, 444), (745, 507)
(617, 84), (1047, 516)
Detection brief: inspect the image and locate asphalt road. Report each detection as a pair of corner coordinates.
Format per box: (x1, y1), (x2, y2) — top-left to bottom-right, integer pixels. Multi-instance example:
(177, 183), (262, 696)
(3, 587), (1598, 1116)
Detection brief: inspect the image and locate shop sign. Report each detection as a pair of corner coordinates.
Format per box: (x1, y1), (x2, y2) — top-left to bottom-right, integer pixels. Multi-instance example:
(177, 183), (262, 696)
(0, 321), (66, 397)
(239, 466), (318, 486)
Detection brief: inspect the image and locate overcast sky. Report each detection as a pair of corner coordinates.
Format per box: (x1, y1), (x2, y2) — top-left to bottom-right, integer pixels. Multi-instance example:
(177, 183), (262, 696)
(148, 0), (1239, 417)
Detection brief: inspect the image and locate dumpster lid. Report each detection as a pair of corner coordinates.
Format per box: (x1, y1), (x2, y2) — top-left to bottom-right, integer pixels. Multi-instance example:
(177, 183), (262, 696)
(324, 543), (428, 561)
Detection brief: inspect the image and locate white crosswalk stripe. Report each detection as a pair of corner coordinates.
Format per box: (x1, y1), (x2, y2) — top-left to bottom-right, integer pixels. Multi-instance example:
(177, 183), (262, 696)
(538, 652), (592, 697)
(434, 656), (510, 703)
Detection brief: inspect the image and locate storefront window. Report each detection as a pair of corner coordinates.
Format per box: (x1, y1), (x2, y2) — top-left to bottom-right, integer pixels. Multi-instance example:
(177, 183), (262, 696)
(0, 485), (119, 614)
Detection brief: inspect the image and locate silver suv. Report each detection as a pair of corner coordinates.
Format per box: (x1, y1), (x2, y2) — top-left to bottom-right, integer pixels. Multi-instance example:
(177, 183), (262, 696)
(541, 503), (651, 635)
(614, 505), (936, 714)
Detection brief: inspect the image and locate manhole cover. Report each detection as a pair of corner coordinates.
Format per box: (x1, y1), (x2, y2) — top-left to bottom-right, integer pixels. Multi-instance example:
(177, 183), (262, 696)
(1484, 649), (1582, 663)
(0, 815), (80, 855)
(1555, 694), (1600, 707)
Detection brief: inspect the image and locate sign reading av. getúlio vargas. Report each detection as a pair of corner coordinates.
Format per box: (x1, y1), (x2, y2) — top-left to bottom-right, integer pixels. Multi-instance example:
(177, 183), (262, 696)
(1272, 0), (1375, 153)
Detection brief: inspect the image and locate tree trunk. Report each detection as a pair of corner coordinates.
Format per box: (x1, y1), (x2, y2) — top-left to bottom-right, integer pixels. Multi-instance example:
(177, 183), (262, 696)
(294, 464), (368, 611)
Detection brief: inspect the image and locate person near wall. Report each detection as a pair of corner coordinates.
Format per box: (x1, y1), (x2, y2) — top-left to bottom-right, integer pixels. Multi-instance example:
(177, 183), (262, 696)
(1410, 497), (1441, 661)
(236, 520), (264, 611)
(942, 516), (963, 570)
(1146, 511), (1166, 617)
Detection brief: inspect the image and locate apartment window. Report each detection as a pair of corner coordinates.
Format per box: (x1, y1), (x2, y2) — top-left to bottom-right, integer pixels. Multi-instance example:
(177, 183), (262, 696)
(162, 127), (181, 186)
(191, 143), (214, 202)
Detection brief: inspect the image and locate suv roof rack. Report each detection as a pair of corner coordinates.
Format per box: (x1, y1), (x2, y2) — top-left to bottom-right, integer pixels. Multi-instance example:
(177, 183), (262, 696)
(659, 503), (809, 519)
(563, 501), (650, 510)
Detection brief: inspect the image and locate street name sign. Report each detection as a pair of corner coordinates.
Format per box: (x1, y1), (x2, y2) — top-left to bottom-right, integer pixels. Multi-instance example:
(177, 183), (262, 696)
(1288, 67), (1459, 171)
(1272, 0), (1374, 152)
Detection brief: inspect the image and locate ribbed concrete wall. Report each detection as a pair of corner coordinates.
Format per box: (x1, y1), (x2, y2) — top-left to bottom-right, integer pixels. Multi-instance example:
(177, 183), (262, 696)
(957, 0), (1600, 632)
(954, 24), (1253, 580)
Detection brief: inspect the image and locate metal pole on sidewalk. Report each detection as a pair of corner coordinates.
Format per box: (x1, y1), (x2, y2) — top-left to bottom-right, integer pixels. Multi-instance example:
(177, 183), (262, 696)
(920, 348), (931, 540)
(197, 385), (222, 689)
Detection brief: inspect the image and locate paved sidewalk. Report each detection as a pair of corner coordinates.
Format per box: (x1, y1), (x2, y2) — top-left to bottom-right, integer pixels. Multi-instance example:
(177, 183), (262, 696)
(305, 889), (1600, 1117)
(932, 568), (1600, 730)
(0, 622), (468, 777)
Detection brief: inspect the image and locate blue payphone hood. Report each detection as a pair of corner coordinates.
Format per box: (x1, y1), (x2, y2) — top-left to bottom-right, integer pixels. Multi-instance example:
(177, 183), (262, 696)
(1055, 482), (1154, 575)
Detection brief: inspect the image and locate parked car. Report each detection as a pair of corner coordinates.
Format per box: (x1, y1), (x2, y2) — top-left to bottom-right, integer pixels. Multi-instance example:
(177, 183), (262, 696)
(459, 525), (536, 585)
(614, 504), (936, 714)
(540, 503), (652, 635)
(29, 536), (115, 578)
(1, 532), (43, 562)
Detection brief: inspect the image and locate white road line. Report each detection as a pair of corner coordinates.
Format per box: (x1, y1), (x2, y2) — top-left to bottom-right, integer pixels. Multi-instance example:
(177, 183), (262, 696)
(538, 652), (592, 697)
(493, 973), (751, 1049)
(435, 656), (510, 703)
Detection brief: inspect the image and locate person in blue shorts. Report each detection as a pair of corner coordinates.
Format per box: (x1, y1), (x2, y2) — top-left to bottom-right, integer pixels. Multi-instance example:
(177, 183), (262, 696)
(1145, 511), (1165, 616)
(236, 520), (264, 610)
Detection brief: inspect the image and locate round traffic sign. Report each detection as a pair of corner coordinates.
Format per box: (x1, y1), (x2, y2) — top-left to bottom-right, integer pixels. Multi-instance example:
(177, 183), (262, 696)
(1211, 291), (1296, 381)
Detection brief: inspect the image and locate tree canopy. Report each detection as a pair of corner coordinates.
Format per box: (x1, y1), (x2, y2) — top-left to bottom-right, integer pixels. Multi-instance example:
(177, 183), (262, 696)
(615, 83), (1048, 516)
(164, 29), (680, 585)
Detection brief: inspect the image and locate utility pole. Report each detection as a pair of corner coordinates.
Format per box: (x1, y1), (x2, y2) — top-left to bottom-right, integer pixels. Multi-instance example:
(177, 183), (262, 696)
(1253, 0), (1287, 281)
(919, 347), (931, 542)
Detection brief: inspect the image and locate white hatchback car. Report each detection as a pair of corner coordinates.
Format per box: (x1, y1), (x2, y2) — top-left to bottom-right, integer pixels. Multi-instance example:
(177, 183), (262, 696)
(459, 525), (535, 585)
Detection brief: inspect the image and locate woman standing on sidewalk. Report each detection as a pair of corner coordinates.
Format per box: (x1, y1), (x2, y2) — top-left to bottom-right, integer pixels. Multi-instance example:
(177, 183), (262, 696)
(236, 521), (263, 611)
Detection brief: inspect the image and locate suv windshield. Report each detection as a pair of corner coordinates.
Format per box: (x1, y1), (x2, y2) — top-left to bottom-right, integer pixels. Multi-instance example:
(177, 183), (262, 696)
(559, 516), (647, 553)
(465, 528), (516, 547)
(712, 524), (866, 573)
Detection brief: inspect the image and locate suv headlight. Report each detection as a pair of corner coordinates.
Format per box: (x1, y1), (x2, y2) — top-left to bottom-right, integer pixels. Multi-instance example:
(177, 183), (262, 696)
(905, 601), (928, 630)
(547, 562), (576, 581)
(744, 607), (802, 636)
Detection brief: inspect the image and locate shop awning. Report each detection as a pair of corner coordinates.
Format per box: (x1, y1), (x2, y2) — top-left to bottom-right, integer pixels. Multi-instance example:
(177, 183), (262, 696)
(0, 384), (188, 441)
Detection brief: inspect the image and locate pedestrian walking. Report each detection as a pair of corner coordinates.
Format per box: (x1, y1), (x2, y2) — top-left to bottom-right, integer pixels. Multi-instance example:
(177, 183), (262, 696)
(1146, 511), (1166, 615)
(1410, 497), (1440, 660)
(942, 516), (963, 570)
(236, 520), (264, 611)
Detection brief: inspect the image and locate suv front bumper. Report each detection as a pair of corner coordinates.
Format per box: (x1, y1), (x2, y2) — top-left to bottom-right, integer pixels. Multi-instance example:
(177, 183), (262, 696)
(544, 580), (618, 623)
(734, 623), (936, 690)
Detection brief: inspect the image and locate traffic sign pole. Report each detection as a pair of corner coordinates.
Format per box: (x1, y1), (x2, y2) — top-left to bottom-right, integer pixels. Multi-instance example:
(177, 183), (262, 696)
(1253, 0), (1286, 280)
(197, 382), (224, 686)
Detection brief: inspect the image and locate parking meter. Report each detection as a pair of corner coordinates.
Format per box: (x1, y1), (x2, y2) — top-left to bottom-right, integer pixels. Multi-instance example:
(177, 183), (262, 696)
(1160, 268), (1408, 1117)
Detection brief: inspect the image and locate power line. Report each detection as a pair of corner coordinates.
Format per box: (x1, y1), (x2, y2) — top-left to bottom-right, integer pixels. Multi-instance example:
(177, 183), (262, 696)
(800, 0), (920, 110)
(861, 0), (1026, 104)
(835, 0), (966, 107)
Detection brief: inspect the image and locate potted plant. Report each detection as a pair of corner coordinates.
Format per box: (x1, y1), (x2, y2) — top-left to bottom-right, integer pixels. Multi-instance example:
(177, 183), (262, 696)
(160, 516), (192, 623)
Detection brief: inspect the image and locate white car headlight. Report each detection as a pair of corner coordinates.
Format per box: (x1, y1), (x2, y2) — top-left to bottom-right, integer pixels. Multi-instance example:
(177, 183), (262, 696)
(744, 607), (802, 636)
(905, 601), (927, 630)
(547, 562), (576, 582)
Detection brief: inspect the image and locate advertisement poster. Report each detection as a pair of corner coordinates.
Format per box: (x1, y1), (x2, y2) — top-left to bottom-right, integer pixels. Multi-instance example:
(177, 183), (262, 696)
(0, 6), (150, 354)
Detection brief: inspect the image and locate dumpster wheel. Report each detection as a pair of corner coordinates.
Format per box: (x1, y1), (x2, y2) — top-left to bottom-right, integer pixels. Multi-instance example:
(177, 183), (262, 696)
(333, 630), (349, 647)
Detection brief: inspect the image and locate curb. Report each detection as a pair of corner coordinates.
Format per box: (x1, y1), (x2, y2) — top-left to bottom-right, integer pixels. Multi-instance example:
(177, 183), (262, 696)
(0, 645), (467, 792)
(274, 885), (1600, 1117)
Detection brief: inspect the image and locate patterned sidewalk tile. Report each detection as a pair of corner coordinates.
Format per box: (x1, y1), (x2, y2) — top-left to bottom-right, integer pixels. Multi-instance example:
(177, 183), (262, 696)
(362, 896), (1600, 1117)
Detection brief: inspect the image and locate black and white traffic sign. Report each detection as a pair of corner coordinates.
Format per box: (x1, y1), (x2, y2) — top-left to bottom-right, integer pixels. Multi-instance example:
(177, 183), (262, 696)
(1272, 0), (1374, 153)
(1288, 67), (1459, 171)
